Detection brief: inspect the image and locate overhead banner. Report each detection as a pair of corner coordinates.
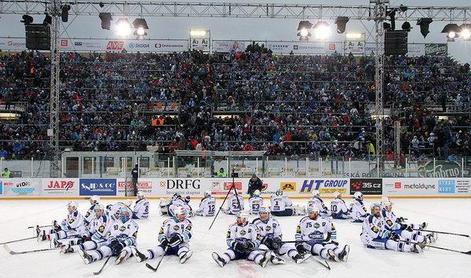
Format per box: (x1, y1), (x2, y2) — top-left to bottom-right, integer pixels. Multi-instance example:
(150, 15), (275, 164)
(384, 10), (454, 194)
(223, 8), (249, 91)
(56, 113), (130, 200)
(61, 39), (189, 53)
(212, 40), (247, 53)
(266, 41), (341, 55)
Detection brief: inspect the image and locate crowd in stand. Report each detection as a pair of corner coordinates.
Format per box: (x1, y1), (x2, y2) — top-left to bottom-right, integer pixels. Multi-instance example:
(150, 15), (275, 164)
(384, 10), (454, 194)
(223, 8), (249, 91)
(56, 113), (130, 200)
(0, 48), (470, 161)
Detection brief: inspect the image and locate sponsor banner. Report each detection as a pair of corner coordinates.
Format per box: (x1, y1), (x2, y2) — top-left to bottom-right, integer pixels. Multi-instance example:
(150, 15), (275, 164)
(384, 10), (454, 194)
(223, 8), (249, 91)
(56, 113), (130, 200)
(152, 40), (188, 52)
(0, 181), (2, 195)
(2, 178), (41, 196)
(0, 38), (27, 51)
(56, 38), (189, 53)
(350, 178), (382, 195)
(456, 179), (471, 194)
(41, 178), (78, 196)
(212, 40), (247, 53)
(299, 179), (349, 195)
(425, 43), (447, 56)
(408, 43), (425, 57)
(117, 179), (153, 196)
(154, 178), (207, 196)
(344, 40), (365, 56)
(266, 41), (340, 55)
(79, 179), (117, 196)
(190, 38), (210, 52)
(418, 161), (461, 178)
(383, 178), (436, 195)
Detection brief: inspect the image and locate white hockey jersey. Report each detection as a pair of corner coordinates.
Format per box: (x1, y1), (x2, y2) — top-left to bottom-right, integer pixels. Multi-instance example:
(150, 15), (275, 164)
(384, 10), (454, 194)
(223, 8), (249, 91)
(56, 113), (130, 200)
(60, 211), (87, 234)
(295, 216), (336, 243)
(381, 209), (401, 231)
(89, 214), (111, 241)
(252, 217), (282, 239)
(248, 196), (264, 214)
(350, 199), (368, 222)
(226, 222), (261, 247)
(270, 195), (292, 212)
(158, 217), (193, 243)
(225, 195), (244, 214)
(133, 198), (150, 219)
(361, 214), (389, 244)
(330, 198), (349, 216)
(84, 203), (100, 226)
(307, 196), (328, 212)
(107, 202), (133, 221)
(198, 196), (216, 216)
(107, 218), (139, 246)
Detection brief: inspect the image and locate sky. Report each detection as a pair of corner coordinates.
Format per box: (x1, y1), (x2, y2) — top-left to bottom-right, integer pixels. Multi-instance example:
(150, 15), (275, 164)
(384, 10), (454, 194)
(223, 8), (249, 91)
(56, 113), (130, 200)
(0, 0), (470, 63)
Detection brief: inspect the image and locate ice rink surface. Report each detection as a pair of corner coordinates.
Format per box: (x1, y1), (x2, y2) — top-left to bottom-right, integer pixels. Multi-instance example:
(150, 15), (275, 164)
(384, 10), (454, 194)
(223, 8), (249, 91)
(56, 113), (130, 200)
(0, 198), (470, 278)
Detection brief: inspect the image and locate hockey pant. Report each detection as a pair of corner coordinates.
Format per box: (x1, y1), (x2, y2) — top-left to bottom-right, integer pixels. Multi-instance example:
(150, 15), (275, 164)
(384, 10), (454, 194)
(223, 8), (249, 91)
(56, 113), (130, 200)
(195, 209), (214, 217)
(141, 243), (190, 259)
(331, 211), (350, 219)
(365, 238), (417, 252)
(69, 239), (107, 253)
(302, 241), (346, 259)
(87, 238), (136, 262)
(393, 229), (425, 243)
(260, 242), (299, 258)
(271, 209), (294, 217)
(219, 248), (267, 265)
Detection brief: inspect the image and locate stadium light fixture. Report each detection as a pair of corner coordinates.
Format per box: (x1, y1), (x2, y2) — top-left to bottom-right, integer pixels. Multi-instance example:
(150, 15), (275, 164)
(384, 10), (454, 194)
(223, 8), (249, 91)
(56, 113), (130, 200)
(190, 29), (207, 37)
(460, 24), (471, 40)
(346, 32), (364, 40)
(401, 22), (411, 32)
(399, 5), (408, 12)
(441, 23), (461, 40)
(297, 21), (313, 40)
(115, 18), (132, 37)
(313, 21), (330, 40)
(417, 18), (433, 38)
(99, 12), (112, 30)
(61, 5), (70, 22)
(335, 17), (349, 34)
(133, 18), (149, 37)
(21, 15), (33, 25)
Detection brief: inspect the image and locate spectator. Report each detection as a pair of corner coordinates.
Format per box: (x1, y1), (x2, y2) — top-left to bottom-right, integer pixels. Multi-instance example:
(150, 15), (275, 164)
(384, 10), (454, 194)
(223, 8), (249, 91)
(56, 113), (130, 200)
(1, 167), (11, 178)
(131, 164), (139, 196)
(216, 167), (226, 178)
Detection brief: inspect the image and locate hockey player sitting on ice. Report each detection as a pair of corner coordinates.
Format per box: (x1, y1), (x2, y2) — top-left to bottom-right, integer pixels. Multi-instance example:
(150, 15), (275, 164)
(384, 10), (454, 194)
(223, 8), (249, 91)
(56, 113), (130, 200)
(195, 191), (216, 216)
(38, 202), (89, 247)
(84, 195), (100, 226)
(350, 192), (369, 223)
(252, 207), (310, 264)
(270, 190), (304, 216)
(381, 199), (435, 245)
(307, 190), (330, 217)
(295, 207), (350, 262)
(223, 192), (244, 215)
(361, 203), (423, 253)
(132, 191), (150, 219)
(131, 206), (193, 264)
(330, 192), (350, 219)
(212, 211), (271, 268)
(79, 207), (139, 265)
(249, 190), (264, 215)
(168, 194), (193, 217)
(61, 204), (111, 254)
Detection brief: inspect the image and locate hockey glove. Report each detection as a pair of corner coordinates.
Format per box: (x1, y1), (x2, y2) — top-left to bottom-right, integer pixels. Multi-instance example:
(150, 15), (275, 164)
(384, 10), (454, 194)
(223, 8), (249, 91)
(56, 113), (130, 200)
(397, 217), (405, 223)
(389, 232), (400, 241)
(245, 241), (256, 252)
(271, 237), (283, 250)
(169, 233), (184, 247)
(109, 239), (124, 256)
(296, 243), (307, 254)
(233, 241), (248, 254)
(160, 238), (170, 248)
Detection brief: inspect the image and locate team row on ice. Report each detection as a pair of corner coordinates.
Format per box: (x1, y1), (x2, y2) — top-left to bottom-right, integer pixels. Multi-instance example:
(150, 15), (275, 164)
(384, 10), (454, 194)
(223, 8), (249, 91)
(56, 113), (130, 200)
(36, 190), (436, 268)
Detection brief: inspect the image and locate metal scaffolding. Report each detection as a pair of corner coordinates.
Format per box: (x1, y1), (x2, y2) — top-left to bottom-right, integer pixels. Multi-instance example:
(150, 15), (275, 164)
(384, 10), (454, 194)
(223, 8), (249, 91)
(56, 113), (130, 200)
(0, 1), (470, 21)
(1, 1), (471, 177)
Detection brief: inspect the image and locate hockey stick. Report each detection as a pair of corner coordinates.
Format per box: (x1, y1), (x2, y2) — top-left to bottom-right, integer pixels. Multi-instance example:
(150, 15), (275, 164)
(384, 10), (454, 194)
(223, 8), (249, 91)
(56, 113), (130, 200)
(426, 245), (471, 255)
(93, 256), (112, 275)
(208, 180), (235, 230)
(418, 229), (470, 239)
(311, 256), (331, 270)
(0, 236), (37, 245)
(145, 246), (169, 272)
(3, 244), (56, 255)
(27, 224), (52, 229)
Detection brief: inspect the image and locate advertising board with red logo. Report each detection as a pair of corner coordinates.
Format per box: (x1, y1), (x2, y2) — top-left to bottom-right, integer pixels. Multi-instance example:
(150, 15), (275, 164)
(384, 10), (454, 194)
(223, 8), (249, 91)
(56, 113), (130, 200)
(350, 178), (382, 195)
(383, 178), (437, 195)
(151, 178), (209, 196)
(2, 178), (41, 196)
(116, 178), (153, 196)
(41, 178), (78, 196)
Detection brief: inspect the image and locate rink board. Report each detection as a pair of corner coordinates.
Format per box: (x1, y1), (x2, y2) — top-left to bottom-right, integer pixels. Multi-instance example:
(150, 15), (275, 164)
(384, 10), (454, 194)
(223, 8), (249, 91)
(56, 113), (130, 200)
(0, 177), (470, 199)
